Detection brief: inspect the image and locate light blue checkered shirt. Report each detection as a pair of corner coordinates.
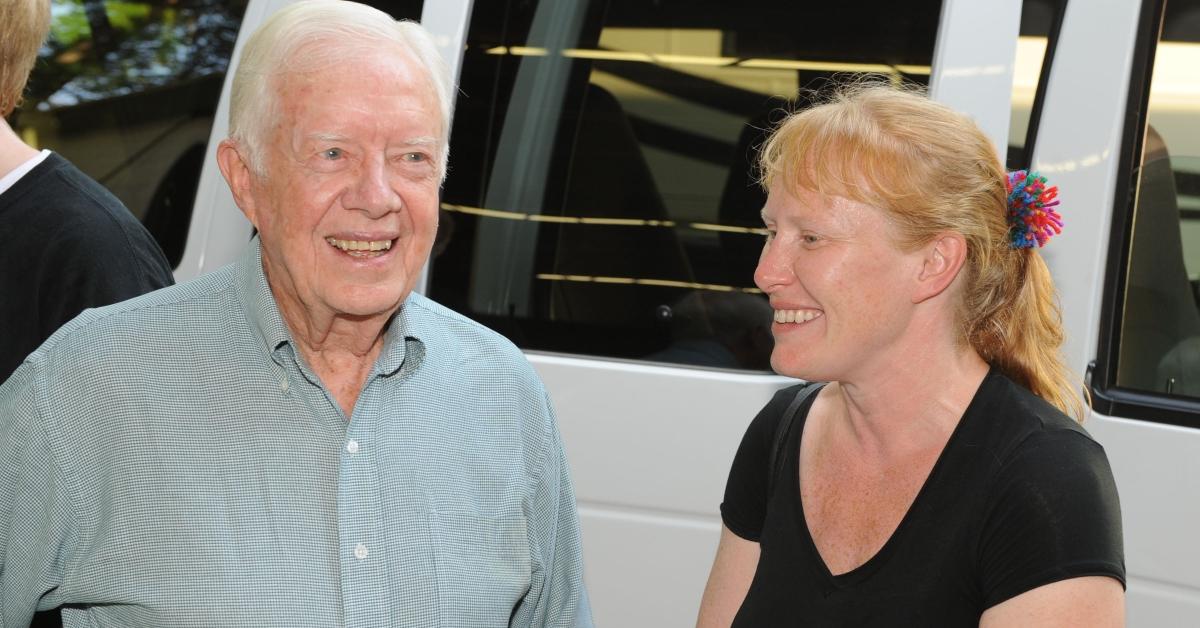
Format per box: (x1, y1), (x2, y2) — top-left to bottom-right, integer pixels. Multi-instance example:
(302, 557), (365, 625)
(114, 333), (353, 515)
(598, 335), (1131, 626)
(0, 240), (592, 627)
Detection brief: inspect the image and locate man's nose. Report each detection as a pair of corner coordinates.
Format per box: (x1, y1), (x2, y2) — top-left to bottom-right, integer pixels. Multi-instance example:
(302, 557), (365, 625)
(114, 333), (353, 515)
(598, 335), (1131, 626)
(344, 156), (402, 217)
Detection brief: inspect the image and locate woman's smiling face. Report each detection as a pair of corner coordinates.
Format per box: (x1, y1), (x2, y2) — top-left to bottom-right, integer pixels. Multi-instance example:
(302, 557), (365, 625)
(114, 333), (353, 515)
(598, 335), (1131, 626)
(754, 182), (927, 382)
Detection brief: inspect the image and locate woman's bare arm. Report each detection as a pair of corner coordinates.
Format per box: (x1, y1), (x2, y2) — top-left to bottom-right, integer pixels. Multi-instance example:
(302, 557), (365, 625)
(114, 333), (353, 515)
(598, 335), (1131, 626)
(979, 576), (1125, 628)
(696, 526), (761, 628)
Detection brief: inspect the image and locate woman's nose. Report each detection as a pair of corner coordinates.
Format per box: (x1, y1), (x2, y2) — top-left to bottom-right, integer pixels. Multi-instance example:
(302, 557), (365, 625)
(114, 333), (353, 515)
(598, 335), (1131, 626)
(754, 236), (793, 293)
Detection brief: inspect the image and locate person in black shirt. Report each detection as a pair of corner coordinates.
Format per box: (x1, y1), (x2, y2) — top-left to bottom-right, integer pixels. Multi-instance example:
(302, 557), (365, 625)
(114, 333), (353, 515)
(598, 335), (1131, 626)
(0, 0), (175, 384)
(696, 83), (1124, 627)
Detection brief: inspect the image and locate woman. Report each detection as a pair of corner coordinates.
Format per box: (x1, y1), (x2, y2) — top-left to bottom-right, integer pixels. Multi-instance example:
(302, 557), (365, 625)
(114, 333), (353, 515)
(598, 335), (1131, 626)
(696, 84), (1124, 627)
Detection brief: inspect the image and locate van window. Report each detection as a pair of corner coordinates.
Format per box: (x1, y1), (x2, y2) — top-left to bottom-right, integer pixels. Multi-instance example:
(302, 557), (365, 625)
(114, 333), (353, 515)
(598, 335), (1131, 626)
(1008, 0), (1065, 170)
(429, 0), (943, 370)
(1112, 0), (1200, 402)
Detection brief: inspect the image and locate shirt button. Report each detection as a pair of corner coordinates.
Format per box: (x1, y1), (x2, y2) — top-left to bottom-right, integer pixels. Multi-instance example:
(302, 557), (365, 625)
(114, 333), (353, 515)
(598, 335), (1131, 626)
(354, 543), (369, 560)
(280, 378), (289, 393)
(346, 440), (360, 454)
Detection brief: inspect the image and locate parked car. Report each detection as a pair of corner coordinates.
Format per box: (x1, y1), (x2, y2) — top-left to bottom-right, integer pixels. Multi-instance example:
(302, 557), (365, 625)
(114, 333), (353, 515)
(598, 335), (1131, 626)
(16, 0), (1200, 625)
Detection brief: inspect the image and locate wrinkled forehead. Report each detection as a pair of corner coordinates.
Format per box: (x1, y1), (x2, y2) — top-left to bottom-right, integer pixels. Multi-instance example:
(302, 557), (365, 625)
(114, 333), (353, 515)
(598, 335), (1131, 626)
(275, 37), (432, 93)
(764, 179), (871, 222)
(269, 44), (443, 134)
(762, 175), (912, 249)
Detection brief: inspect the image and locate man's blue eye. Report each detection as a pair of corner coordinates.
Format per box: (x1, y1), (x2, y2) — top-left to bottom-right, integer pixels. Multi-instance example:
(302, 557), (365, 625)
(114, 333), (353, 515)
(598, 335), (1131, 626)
(404, 152), (426, 162)
(323, 148), (343, 160)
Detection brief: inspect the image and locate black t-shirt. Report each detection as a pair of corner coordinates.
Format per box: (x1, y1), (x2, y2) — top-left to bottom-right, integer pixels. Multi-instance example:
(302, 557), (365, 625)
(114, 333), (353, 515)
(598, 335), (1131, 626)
(0, 152), (175, 381)
(720, 368), (1125, 626)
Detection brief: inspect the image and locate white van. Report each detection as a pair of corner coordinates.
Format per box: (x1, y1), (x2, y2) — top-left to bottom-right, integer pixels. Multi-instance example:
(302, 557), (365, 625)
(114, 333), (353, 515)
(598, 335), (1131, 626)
(18, 0), (1200, 625)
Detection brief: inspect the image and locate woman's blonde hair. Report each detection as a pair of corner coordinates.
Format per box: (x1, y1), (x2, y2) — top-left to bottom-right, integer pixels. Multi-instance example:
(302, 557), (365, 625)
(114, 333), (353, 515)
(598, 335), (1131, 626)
(759, 81), (1085, 421)
(0, 0), (52, 117)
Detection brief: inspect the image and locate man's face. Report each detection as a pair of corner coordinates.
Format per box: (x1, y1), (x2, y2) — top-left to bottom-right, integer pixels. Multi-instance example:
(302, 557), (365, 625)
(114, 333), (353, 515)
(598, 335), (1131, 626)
(243, 44), (443, 324)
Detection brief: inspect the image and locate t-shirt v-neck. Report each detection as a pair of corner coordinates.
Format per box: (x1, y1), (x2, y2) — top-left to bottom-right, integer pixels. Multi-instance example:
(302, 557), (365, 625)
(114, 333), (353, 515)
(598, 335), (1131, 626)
(787, 377), (982, 588)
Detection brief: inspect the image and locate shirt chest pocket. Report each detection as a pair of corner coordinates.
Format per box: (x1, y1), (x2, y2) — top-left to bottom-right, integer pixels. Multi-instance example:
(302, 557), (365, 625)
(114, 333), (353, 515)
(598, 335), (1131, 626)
(430, 510), (532, 627)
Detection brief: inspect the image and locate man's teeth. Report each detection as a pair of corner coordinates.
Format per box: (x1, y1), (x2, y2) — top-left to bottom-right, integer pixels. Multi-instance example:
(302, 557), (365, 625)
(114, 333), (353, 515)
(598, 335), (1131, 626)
(774, 309), (822, 324)
(326, 238), (393, 252)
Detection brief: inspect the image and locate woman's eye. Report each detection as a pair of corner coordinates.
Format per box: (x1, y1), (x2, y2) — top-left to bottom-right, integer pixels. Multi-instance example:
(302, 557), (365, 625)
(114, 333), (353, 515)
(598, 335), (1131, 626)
(322, 148), (343, 160)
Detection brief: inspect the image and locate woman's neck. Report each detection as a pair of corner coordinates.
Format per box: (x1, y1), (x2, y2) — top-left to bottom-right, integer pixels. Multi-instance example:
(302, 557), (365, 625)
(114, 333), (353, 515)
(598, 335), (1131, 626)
(0, 121), (40, 179)
(830, 345), (990, 461)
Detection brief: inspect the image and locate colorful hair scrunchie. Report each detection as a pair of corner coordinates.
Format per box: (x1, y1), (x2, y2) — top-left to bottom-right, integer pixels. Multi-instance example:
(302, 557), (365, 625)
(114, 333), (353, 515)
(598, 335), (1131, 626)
(1006, 170), (1063, 249)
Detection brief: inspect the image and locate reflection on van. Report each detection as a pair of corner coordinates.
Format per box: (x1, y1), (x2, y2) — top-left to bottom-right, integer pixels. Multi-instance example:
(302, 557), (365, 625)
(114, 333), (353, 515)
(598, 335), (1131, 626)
(17, 0), (247, 266)
(429, 0), (940, 371)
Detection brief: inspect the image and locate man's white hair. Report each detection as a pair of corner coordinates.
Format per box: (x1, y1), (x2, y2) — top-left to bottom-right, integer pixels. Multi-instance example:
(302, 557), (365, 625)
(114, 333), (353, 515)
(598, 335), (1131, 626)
(228, 0), (453, 178)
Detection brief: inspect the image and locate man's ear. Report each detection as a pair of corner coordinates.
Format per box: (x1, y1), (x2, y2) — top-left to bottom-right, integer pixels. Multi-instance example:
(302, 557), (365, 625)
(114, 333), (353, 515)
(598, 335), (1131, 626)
(913, 232), (968, 303)
(216, 139), (259, 227)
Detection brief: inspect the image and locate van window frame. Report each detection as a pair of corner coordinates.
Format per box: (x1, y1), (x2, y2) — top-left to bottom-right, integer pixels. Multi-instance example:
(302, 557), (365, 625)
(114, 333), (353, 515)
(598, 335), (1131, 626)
(1089, 0), (1200, 429)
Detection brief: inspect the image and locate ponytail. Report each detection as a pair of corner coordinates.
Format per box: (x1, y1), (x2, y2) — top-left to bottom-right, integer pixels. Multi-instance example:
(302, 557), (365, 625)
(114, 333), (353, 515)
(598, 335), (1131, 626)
(971, 251), (1087, 421)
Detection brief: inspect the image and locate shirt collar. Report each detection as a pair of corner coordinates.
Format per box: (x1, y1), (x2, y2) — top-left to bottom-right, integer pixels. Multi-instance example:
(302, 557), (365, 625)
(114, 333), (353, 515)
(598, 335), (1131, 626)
(0, 149), (52, 197)
(235, 238), (425, 378)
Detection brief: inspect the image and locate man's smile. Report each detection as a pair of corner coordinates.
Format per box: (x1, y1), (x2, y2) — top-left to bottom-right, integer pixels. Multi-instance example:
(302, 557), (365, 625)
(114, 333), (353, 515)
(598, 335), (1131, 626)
(325, 236), (395, 258)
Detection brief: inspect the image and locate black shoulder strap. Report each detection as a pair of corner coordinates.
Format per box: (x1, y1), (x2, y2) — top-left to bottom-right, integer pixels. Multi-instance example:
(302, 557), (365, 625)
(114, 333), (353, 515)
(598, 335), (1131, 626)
(768, 382), (824, 493)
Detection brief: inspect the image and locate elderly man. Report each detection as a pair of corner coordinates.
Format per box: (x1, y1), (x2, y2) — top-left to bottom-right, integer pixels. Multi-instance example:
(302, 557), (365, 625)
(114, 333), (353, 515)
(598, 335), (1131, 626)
(0, 1), (592, 626)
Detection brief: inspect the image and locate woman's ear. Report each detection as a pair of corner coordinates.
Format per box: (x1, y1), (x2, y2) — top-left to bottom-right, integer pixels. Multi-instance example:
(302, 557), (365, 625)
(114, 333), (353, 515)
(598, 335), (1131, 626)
(216, 139), (260, 227)
(913, 233), (968, 303)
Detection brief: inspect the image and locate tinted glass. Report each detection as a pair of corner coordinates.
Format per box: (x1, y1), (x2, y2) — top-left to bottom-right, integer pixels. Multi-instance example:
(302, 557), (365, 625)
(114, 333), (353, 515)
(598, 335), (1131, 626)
(431, 0), (943, 370)
(1008, 0), (1064, 170)
(368, 1), (425, 22)
(1116, 0), (1200, 396)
